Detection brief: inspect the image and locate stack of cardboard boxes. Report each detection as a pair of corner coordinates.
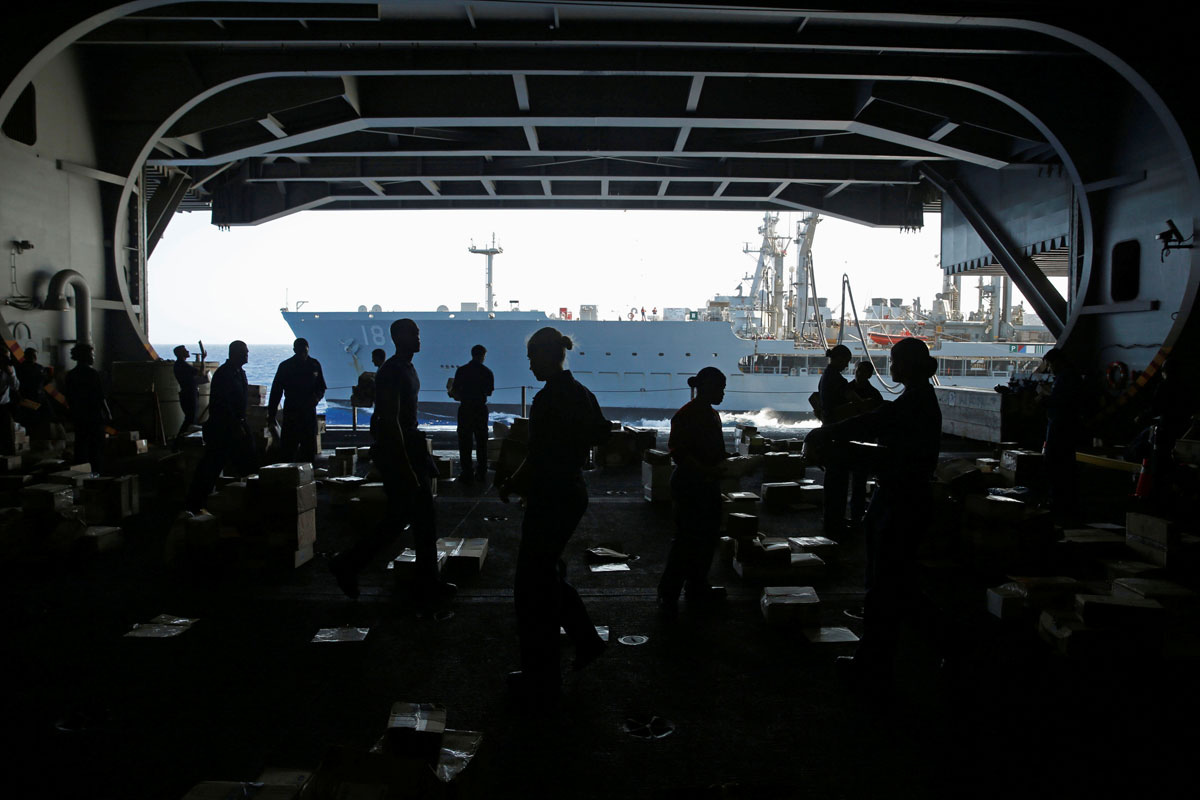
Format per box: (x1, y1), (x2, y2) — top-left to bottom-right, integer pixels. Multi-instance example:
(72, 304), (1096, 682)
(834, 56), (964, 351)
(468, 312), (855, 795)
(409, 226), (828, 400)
(641, 449), (672, 503)
(258, 462), (318, 568)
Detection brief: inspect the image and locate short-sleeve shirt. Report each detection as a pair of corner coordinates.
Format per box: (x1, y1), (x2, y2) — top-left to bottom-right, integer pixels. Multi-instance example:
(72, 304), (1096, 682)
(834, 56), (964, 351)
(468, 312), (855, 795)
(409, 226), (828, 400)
(527, 370), (610, 479)
(65, 365), (105, 425)
(207, 361), (248, 432)
(818, 369), (849, 423)
(174, 359), (199, 401)
(668, 398), (725, 481)
(373, 355), (420, 438)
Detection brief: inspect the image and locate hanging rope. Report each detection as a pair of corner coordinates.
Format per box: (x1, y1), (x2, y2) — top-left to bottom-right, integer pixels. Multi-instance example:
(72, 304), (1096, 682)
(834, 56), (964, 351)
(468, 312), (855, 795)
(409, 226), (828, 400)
(838, 273), (905, 396)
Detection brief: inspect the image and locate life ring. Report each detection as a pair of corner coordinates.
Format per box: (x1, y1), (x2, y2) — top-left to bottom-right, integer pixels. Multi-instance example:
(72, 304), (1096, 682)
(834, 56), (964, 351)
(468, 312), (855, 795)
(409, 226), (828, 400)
(1106, 360), (1130, 390)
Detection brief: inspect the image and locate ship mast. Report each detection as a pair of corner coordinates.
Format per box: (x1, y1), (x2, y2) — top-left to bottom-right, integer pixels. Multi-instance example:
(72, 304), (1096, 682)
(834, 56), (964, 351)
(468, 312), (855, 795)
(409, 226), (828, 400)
(468, 234), (503, 312)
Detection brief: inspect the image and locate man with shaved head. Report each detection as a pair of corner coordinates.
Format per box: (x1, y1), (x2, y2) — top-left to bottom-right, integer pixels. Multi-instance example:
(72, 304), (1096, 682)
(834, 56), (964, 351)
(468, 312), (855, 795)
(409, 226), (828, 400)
(332, 319), (454, 609)
(187, 340), (253, 512)
(269, 337), (326, 462)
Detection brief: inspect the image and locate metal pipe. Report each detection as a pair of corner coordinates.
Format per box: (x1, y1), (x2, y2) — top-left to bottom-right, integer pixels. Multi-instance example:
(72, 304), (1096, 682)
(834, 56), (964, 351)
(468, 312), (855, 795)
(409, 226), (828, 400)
(43, 269), (92, 345)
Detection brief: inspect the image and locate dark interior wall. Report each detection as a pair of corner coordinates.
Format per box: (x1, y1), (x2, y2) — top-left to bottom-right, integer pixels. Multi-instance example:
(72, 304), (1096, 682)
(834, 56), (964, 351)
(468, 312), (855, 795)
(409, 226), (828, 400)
(0, 46), (117, 372)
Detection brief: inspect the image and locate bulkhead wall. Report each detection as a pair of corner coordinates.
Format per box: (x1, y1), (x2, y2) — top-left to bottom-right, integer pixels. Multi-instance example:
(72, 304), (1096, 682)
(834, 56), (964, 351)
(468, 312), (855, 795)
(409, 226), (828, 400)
(0, 46), (116, 373)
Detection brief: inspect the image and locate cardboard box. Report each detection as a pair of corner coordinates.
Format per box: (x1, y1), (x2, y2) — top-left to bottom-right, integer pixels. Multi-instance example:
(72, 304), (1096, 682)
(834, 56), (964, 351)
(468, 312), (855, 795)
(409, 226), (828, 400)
(185, 513), (222, 547)
(1125, 512), (1176, 549)
(720, 454), (761, 478)
(760, 586), (821, 627)
(760, 481), (810, 508)
(987, 583), (1025, 620)
(964, 493), (1030, 524)
(326, 475), (364, 506)
(79, 525), (123, 553)
(265, 508), (316, 550)
(260, 462), (315, 487)
(384, 701), (447, 760)
(641, 461), (673, 491)
(738, 536), (791, 566)
(47, 470), (88, 489)
(261, 482), (318, 514)
(1075, 593), (1165, 628)
(787, 535), (838, 561)
(1101, 559), (1167, 580)
(734, 552), (824, 583)
(80, 476), (130, 524)
(762, 452), (807, 481)
(1112, 578), (1198, 611)
(21, 483), (73, 514)
(389, 548), (447, 578)
(643, 448), (672, 466)
(437, 537), (488, 577)
(642, 483), (670, 504)
(206, 481), (251, 518)
(726, 512), (758, 539)
(432, 455), (454, 480)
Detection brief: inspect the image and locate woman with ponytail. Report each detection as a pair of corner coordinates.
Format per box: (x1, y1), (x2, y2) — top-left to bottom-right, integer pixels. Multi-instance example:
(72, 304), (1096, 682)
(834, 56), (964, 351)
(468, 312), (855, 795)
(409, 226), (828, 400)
(499, 326), (612, 699)
(657, 366), (729, 613)
(806, 336), (942, 686)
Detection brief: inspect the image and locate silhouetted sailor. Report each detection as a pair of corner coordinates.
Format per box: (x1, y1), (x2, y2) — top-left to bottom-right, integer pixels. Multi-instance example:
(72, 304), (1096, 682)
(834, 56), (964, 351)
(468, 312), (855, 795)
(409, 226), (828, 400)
(186, 341), (253, 512)
(331, 320), (453, 609)
(807, 337), (941, 686)
(172, 344), (208, 450)
(0, 347), (19, 456)
(449, 344), (494, 481)
(15, 347), (52, 437)
(350, 348), (387, 410)
(657, 366), (729, 613)
(1135, 357), (1198, 508)
(498, 326), (611, 700)
(64, 343), (107, 471)
(1041, 348), (1083, 523)
(818, 344), (853, 536)
(268, 338), (326, 463)
(848, 360), (885, 524)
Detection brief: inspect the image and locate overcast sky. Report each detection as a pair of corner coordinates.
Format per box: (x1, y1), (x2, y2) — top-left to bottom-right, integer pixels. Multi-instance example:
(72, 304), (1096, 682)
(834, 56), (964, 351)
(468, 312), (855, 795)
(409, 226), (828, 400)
(147, 207), (1023, 345)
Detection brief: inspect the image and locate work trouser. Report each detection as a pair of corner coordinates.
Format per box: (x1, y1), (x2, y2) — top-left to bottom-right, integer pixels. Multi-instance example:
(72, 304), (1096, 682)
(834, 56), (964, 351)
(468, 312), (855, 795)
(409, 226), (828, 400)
(279, 407), (319, 463)
(334, 438), (438, 587)
(186, 422), (254, 511)
(823, 465), (850, 535)
(515, 476), (602, 679)
(850, 466), (871, 523)
(856, 481), (929, 669)
(456, 403), (488, 475)
(72, 419), (105, 473)
(174, 392), (196, 448)
(0, 404), (14, 456)
(658, 472), (721, 600)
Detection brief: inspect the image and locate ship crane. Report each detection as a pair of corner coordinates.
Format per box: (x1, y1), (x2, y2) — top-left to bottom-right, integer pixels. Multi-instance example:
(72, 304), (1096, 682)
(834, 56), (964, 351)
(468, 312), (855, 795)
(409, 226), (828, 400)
(793, 213), (823, 346)
(742, 212), (791, 337)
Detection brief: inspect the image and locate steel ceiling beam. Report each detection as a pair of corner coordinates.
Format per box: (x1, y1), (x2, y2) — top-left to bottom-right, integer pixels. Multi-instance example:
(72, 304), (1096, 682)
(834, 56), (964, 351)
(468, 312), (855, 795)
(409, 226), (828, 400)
(920, 163), (1066, 335)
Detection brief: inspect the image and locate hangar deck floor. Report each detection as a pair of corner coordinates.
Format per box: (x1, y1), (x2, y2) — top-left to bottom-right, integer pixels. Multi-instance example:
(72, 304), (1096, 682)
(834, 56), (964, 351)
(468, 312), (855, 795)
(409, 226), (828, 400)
(1, 436), (1192, 799)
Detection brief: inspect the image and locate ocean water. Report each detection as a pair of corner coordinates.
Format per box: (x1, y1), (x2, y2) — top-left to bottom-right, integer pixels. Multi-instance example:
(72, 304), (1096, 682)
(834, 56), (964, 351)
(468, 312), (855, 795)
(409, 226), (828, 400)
(153, 343), (818, 437)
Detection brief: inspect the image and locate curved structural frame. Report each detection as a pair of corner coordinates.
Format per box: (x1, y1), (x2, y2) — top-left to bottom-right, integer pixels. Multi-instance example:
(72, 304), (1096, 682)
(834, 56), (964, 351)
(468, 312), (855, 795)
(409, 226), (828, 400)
(1, 2), (1196, 407)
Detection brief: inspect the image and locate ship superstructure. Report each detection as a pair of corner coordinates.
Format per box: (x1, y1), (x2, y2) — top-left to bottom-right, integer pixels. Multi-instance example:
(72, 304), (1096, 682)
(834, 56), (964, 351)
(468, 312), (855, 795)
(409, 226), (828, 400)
(284, 214), (1054, 420)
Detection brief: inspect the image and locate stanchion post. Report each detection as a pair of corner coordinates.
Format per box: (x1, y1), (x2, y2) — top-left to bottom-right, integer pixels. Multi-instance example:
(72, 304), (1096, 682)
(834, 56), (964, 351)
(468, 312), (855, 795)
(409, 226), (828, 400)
(351, 403), (357, 432)
(521, 386), (527, 417)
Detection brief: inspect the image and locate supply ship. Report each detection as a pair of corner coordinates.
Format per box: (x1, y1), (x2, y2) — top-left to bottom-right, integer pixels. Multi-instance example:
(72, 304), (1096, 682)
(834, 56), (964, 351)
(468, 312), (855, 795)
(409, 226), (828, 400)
(283, 215), (1054, 420)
